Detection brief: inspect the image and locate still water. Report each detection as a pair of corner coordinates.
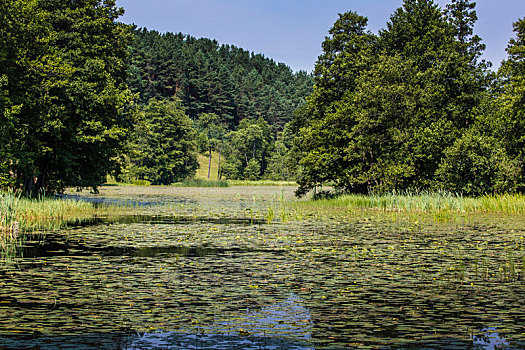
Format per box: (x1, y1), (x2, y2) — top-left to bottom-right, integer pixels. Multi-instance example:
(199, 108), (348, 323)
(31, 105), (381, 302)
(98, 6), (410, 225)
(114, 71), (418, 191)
(1, 186), (524, 349)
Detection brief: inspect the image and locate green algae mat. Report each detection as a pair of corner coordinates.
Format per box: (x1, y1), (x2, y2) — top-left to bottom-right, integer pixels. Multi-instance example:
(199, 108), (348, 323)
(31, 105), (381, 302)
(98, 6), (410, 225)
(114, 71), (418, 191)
(1, 186), (524, 349)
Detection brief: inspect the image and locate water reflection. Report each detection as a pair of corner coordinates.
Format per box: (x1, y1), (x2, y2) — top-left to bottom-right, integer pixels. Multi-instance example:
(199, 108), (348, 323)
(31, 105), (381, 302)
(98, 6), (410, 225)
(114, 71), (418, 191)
(59, 194), (171, 207)
(128, 294), (313, 349)
(0, 294), (314, 350)
(128, 332), (312, 350)
(0, 333), (313, 350)
(19, 240), (231, 259)
(19, 233), (282, 259)
(16, 213), (270, 260)
(473, 327), (510, 349)
(211, 294), (312, 338)
(21, 214), (268, 230)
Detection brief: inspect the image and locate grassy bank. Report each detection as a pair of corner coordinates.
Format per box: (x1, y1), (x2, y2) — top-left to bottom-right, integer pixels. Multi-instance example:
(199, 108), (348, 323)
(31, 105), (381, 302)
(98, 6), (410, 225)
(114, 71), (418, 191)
(297, 191), (525, 214)
(106, 177), (296, 188)
(0, 191), (120, 236)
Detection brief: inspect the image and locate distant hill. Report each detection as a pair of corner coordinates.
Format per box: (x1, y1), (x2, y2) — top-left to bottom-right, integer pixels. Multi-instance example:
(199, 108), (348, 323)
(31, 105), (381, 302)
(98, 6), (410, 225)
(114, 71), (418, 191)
(127, 28), (313, 131)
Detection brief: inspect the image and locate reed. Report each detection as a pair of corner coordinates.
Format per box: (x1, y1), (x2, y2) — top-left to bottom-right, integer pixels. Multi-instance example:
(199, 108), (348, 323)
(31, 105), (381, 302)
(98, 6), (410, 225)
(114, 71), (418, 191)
(297, 191), (525, 214)
(1, 190), (132, 262)
(0, 191), (20, 240)
(227, 180), (296, 186)
(172, 179), (229, 187)
(0, 190), (116, 233)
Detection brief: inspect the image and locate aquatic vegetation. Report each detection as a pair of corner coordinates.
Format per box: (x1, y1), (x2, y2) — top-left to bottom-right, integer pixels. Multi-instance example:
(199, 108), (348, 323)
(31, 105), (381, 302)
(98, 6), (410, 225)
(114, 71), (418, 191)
(0, 191), (19, 238)
(173, 179), (229, 187)
(1, 186), (525, 348)
(0, 190), (133, 262)
(0, 191), (127, 232)
(298, 191), (525, 215)
(227, 180), (297, 187)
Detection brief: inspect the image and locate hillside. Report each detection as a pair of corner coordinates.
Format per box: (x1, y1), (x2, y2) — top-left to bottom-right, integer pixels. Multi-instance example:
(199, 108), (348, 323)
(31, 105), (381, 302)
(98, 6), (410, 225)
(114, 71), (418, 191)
(195, 152), (221, 181)
(127, 28), (313, 131)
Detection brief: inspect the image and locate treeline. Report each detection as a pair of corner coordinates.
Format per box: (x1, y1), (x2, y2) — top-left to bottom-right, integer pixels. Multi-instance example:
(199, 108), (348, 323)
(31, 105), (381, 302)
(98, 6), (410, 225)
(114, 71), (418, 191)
(3, 0), (524, 197)
(293, 0), (525, 197)
(120, 28), (313, 184)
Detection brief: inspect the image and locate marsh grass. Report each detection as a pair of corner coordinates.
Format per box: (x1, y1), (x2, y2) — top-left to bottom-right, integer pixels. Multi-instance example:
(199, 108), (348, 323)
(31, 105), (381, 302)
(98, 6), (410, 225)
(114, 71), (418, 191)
(173, 179), (229, 187)
(1, 190), (132, 262)
(0, 190), (129, 234)
(265, 190), (304, 223)
(0, 191), (18, 236)
(0, 192), (21, 262)
(104, 177), (150, 186)
(227, 180), (297, 186)
(261, 190), (525, 225)
(297, 191), (525, 215)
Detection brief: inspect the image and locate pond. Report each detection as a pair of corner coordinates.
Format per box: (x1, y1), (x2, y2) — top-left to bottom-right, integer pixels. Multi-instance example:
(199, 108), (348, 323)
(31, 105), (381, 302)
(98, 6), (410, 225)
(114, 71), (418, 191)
(1, 186), (524, 349)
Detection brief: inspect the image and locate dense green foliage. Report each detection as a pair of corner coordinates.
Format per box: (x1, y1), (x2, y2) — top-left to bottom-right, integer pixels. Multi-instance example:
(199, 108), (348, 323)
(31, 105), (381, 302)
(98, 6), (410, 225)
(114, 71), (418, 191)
(0, 0), (133, 195)
(221, 118), (273, 180)
(294, 0), (525, 197)
(0, 2), (312, 192)
(123, 28), (313, 182)
(2, 0), (524, 194)
(121, 98), (198, 185)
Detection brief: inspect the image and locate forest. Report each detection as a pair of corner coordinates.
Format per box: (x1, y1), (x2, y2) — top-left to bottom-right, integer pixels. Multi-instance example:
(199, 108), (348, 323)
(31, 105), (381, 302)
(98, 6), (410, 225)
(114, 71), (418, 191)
(1, 0), (524, 197)
(122, 28), (313, 184)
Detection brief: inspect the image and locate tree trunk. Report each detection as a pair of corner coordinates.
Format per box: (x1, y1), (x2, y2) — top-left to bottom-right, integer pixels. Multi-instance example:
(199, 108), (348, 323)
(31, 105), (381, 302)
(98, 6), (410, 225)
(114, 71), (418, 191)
(207, 147), (212, 179)
(23, 175), (34, 197)
(217, 145), (222, 180)
(34, 163), (49, 196)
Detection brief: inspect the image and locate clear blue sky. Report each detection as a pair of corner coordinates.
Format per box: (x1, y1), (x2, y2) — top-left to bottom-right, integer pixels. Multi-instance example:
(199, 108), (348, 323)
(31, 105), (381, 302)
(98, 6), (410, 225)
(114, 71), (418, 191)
(115, 0), (525, 72)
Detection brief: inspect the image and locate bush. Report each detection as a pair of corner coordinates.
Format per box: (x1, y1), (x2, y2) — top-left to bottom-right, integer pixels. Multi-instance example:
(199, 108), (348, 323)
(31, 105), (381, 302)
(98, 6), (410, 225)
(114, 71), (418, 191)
(221, 158), (242, 180)
(436, 131), (522, 195)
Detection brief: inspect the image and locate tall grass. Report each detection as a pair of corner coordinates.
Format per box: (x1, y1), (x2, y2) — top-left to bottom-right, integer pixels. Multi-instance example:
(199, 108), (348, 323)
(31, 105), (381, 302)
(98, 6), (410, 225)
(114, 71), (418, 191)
(1, 191), (96, 262)
(1, 190), (131, 262)
(298, 191), (525, 215)
(172, 179), (229, 187)
(104, 176), (151, 186)
(0, 191), (104, 234)
(0, 191), (20, 239)
(227, 180), (297, 186)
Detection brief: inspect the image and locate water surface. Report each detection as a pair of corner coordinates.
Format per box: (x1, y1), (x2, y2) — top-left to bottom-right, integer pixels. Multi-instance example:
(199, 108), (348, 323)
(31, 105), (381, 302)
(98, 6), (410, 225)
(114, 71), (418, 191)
(1, 186), (524, 349)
